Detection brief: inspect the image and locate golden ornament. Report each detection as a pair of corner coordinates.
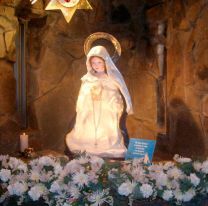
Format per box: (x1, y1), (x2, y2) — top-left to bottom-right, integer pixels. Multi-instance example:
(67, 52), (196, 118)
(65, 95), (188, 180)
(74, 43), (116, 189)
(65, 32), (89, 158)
(45, 0), (92, 23)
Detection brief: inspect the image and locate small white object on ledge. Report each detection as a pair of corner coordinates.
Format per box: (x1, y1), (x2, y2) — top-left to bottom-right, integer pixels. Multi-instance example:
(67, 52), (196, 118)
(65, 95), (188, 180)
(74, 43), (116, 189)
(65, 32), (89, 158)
(20, 133), (29, 152)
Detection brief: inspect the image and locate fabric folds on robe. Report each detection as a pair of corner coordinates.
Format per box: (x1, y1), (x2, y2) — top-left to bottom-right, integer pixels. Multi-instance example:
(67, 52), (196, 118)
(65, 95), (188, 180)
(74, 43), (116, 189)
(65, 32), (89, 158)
(66, 46), (133, 158)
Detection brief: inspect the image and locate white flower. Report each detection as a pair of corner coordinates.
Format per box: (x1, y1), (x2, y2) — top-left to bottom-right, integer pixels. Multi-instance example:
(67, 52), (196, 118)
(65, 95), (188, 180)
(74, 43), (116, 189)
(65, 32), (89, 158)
(174, 188), (195, 202)
(155, 172), (168, 187)
(90, 156), (104, 172)
(190, 173), (200, 187)
(193, 161), (202, 172)
(28, 184), (48, 201)
(63, 203), (71, 206)
(162, 190), (173, 201)
(167, 167), (183, 179)
(72, 171), (88, 188)
(0, 155), (9, 168)
(50, 181), (62, 194)
(131, 168), (147, 183)
(8, 157), (22, 170)
(108, 168), (118, 179)
(173, 154), (192, 163)
(0, 155), (9, 161)
(132, 158), (144, 167)
(77, 156), (90, 164)
(38, 156), (55, 167)
(68, 185), (80, 199)
(171, 179), (180, 189)
(140, 184), (153, 198)
(39, 171), (54, 182)
(148, 164), (163, 172)
(88, 171), (98, 184)
(174, 189), (183, 201)
(182, 189), (196, 202)
(118, 181), (136, 196)
(30, 171), (40, 182)
(54, 164), (63, 175)
(7, 181), (28, 196)
(88, 189), (113, 206)
(163, 162), (175, 170)
(64, 159), (84, 174)
(17, 163), (28, 173)
(0, 169), (11, 182)
(202, 160), (208, 174)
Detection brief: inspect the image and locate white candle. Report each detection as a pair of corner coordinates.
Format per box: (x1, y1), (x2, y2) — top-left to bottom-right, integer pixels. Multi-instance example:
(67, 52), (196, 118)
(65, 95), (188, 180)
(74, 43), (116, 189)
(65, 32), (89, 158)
(20, 133), (29, 152)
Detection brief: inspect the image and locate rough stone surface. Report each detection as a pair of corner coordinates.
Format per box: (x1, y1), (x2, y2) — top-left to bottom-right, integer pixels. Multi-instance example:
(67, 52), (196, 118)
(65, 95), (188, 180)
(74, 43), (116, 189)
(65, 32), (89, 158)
(0, 6), (18, 61)
(0, 60), (20, 155)
(0, 0), (208, 159)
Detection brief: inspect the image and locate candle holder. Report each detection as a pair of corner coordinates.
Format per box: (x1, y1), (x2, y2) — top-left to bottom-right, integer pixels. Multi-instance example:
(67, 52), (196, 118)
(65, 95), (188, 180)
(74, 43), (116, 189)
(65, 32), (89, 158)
(19, 147), (36, 159)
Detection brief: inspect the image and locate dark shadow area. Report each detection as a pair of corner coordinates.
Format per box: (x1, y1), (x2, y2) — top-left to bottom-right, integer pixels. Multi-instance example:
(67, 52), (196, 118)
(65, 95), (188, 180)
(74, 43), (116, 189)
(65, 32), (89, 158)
(167, 98), (205, 158)
(110, 4), (131, 24)
(120, 111), (129, 148)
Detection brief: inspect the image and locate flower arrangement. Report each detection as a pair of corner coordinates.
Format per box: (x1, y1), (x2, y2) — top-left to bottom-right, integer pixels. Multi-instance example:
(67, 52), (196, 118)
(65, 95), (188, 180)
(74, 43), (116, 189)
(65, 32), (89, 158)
(1, 153), (208, 206)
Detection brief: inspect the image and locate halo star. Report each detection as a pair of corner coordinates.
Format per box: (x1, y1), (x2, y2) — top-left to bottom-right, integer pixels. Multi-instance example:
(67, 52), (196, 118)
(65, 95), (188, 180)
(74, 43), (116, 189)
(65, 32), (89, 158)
(45, 0), (92, 23)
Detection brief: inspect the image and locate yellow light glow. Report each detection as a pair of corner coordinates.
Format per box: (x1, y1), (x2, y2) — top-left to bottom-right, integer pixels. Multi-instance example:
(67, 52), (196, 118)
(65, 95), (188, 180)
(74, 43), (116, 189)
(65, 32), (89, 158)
(45, 0), (92, 23)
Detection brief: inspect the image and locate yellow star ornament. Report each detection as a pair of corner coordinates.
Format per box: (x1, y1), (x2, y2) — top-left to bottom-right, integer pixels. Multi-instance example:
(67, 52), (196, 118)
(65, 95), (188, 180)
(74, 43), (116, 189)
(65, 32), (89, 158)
(45, 0), (92, 23)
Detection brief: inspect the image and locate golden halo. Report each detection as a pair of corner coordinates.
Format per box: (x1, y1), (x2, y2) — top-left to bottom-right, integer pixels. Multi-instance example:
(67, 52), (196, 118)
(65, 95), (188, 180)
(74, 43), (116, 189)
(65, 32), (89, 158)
(84, 32), (121, 62)
(58, 0), (80, 7)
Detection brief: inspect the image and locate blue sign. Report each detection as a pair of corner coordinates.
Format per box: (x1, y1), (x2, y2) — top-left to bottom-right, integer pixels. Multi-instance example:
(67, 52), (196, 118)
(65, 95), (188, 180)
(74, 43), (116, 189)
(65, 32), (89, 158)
(125, 138), (156, 163)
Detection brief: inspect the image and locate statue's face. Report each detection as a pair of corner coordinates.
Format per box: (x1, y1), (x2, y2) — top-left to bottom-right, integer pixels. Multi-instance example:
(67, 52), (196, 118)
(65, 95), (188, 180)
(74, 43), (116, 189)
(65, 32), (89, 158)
(90, 56), (105, 73)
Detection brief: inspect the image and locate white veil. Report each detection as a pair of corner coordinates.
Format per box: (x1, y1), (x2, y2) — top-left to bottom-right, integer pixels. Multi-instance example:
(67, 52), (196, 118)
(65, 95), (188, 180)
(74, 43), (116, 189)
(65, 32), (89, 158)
(85, 45), (133, 114)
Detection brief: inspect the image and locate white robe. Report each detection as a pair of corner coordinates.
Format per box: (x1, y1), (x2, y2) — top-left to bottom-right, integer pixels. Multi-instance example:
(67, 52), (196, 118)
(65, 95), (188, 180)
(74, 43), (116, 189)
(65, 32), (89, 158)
(66, 72), (127, 157)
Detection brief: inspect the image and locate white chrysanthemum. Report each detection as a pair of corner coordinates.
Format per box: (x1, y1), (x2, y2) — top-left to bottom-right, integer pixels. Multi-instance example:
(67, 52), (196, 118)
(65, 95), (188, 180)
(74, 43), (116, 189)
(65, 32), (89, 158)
(193, 161), (202, 172)
(54, 164), (63, 175)
(17, 163), (28, 173)
(0, 155), (9, 168)
(171, 179), (180, 190)
(167, 167), (183, 179)
(8, 157), (21, 169)
(132, 158), (144, 167)
(0, 155), (9, 161)
(63, 203), (71, 206)
(68, 185), (80, 199)
(140, 184), (153, 198)
(72, 171), (88, 188)
(88, 171), (98, 184)
(10, 173), (28, 183)
(163, 161), (175, 170)
(7, 181), (28, 196)
(131, 167), (146, 183)
(156, 172), (168, 187)
(190, 173), (200, 187)
(90, 156), (104, 172)
(0, 169), (11, 182)
(108, 168), (118, 179)
(77, 156), (90, 164)
(63, 202), (71, 206)
(118, 181), (136, 196)
(50, 181), (62, 194)
(28, 184), (48, 201)
(39, 171), (54, 182)
(88, 189), (113, 206)
(148, 164), (163, 172)
(30, 171), (40, 182)
(201, 160), (208, 174)
(182, 189), (196, 202)
(38, 156), (55, 167)
(162, 190), (173, 201)
(64, 159), (84, 174)
(174, 189), (183, 201)
(173, 154), (192, 163)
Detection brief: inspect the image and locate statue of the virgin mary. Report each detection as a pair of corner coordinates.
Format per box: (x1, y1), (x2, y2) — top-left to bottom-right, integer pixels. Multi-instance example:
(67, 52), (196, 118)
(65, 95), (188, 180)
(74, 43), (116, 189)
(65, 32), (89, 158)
(66, 36), (133, 158)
